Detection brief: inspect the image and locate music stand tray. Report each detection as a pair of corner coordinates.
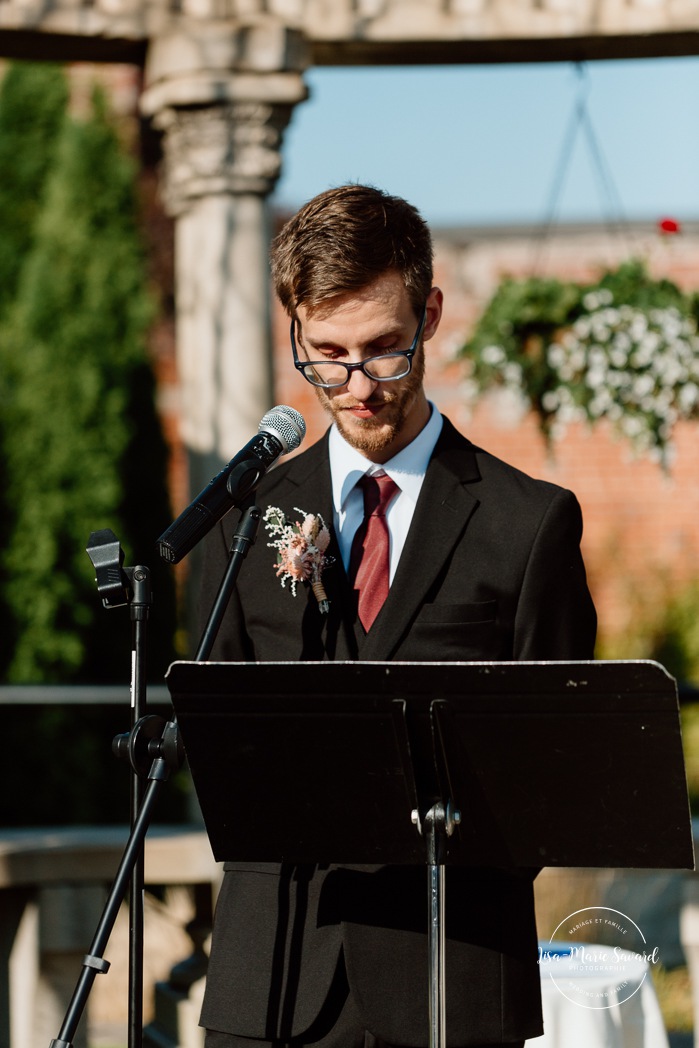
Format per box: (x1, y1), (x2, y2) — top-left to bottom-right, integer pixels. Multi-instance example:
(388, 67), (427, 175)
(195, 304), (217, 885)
(167, 659), (694, 1047)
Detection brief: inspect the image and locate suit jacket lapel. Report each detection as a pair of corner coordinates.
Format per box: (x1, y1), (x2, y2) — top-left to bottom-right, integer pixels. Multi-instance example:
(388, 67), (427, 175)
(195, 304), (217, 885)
(358, 420), (481, 661)
(272, 433), (359, 659)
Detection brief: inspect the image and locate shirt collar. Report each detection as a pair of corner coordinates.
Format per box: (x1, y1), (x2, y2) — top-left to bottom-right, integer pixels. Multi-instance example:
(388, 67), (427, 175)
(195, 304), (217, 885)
(329, 403), (443, 514)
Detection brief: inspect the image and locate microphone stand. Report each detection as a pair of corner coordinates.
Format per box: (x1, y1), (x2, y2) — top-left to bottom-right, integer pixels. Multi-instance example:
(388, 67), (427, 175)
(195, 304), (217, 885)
(127, 564), (150, 1048)
(194, 504), (261, 660)
(49, 508), (260, 1048)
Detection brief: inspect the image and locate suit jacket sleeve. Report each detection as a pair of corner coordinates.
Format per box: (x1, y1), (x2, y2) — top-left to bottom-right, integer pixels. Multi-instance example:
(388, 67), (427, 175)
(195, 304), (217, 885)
(513, 486), (596, 660)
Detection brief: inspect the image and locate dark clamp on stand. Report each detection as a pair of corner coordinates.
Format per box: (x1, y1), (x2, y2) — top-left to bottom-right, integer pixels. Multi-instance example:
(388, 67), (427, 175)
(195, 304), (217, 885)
(48, 506), (262, 1048)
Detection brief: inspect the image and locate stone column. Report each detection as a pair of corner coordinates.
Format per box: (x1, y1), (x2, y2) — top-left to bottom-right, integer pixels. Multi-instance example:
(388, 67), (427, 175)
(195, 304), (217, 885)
(141, 23), (309, 497)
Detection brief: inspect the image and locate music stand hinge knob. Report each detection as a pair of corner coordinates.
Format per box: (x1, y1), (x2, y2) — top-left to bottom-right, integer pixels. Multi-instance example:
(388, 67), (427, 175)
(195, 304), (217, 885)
(411, 801), (461, 837)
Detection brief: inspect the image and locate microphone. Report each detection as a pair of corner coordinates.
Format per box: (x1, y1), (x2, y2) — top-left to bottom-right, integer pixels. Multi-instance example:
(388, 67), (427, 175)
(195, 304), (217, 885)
(157, 405), (306, 564)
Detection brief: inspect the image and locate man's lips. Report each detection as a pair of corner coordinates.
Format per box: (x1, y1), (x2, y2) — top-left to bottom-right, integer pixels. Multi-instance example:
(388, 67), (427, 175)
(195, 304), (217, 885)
(344, 402), (385, 420)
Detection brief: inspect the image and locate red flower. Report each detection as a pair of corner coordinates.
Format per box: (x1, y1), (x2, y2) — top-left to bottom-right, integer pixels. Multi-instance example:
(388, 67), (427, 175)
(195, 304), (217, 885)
(658, 217), (681, 235)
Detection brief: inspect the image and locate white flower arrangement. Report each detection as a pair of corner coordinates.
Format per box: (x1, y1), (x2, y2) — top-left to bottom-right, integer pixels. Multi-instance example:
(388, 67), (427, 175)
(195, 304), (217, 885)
(542, 303), (699, 463)
(460, 260), (699, 467)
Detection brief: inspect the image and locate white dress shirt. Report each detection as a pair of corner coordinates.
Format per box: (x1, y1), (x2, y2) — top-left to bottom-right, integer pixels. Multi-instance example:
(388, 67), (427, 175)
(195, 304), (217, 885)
(328, 404), (443, 583)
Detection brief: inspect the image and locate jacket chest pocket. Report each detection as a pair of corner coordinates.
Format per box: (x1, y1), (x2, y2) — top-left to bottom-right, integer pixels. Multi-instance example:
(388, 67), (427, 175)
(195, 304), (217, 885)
(406, 600), (500, 660)
(416, 600), (497, 625)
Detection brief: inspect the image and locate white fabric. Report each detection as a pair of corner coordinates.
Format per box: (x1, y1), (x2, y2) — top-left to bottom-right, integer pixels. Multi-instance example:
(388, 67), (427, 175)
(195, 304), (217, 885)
(527, 944), (669, 1048)
(328, 403), (443, 582)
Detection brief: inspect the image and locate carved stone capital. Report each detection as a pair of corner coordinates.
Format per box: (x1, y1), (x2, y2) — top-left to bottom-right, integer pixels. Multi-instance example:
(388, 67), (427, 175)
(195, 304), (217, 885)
(141, 21), (309, 211)
(152, 96), (298, 210)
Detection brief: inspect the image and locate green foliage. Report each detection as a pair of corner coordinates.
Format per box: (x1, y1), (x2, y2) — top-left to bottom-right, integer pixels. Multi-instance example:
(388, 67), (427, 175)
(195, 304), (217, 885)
(460, 274), (583, 424)
(0, 63), (70, 652)
(0, 67), (182, 825)
(598, 580), (699, 814)
(464, 273), (582, 357)
(460, 260), (699, 463)
(598, 578), (699, 685)
(651, 964), (693, 1033)
(596, 259), (690, 314)
(0, 76), (176, 684)
(680, 705), (699, 815)
(647, 583), (699, 686)
(0, 62), (69, 315)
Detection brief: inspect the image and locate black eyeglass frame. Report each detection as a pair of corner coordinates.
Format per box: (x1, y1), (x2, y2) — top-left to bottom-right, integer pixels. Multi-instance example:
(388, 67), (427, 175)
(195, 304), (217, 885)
(291, 306), (427, 389)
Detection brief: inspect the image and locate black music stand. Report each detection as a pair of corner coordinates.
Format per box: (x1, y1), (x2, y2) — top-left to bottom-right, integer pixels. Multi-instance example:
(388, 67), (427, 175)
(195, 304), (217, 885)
(167, 659), (694, 1048)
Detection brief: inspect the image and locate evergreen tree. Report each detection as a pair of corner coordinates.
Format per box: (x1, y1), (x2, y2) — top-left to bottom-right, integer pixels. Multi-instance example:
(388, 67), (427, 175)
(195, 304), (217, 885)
(0, 63), (70, 668)
(0, 62), (68, 314)
(1, 85), (175, 685)
(0, 73), (182, 825)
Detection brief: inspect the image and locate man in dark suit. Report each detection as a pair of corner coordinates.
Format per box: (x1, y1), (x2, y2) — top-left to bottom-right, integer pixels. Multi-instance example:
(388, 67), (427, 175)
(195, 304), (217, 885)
(198, 185), (597, 1048)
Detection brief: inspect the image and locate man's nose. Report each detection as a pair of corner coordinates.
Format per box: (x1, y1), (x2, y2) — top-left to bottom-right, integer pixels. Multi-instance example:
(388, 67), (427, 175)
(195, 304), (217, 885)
(346, 366), (378, 399)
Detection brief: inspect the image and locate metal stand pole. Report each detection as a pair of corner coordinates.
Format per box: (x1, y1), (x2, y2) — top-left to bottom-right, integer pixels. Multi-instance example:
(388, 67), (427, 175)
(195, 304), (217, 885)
(128, 568), (151, 1048)
(420, 801), (461, 1048)
(428, 862), (446, 1048)
(195, 504), (261, 661)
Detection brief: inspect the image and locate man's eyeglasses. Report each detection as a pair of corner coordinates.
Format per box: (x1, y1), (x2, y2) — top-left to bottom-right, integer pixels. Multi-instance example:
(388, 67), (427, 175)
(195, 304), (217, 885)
(291, 306), (427, 389)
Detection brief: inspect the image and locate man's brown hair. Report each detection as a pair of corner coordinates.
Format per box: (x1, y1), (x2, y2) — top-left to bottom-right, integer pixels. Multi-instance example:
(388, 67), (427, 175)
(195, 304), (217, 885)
(271, 184), (434, 318)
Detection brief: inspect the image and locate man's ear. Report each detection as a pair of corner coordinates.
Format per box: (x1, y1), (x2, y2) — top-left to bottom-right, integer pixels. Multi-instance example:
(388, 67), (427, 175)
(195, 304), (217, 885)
(423, 286), (444, 341)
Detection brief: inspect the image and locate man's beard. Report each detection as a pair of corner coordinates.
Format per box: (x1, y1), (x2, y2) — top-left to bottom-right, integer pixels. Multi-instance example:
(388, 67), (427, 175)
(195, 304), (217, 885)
(314, 347), (425, 456)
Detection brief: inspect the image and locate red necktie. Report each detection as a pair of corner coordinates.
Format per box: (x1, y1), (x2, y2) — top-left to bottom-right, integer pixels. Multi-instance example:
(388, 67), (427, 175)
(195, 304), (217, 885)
(349, 472), (400, 631)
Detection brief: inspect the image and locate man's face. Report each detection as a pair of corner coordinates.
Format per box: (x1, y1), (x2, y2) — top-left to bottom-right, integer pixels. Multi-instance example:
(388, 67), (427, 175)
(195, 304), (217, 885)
(294, 271), (443, 463)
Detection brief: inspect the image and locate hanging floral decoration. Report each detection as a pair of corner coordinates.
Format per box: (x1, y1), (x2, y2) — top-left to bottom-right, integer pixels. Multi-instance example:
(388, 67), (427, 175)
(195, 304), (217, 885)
(458, 260), (699, 466)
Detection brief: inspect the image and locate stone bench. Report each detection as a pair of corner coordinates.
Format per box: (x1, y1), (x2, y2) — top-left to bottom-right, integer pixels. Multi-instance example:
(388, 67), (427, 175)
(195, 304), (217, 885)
(0, 825), (219, 1048)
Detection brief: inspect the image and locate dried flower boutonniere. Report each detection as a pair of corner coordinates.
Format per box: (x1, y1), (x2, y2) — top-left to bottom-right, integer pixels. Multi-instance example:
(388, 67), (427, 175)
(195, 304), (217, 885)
(264, 506), (334, 614)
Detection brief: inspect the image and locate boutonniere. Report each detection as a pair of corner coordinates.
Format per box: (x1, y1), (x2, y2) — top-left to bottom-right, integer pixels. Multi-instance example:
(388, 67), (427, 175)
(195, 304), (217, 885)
(264, 506), (334, 614)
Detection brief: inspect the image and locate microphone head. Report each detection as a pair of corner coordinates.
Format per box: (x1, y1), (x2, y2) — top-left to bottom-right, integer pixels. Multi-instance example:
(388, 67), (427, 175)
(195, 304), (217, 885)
(259, 405), (306, 453)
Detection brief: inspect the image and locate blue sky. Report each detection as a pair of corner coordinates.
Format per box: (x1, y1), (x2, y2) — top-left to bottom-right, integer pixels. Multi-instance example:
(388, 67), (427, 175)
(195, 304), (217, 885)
(272, 56), (699, 228)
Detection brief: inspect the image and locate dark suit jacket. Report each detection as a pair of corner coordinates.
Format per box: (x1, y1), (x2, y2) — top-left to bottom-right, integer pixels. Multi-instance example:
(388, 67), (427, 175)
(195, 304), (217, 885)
(198, 417), (597, 1046)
